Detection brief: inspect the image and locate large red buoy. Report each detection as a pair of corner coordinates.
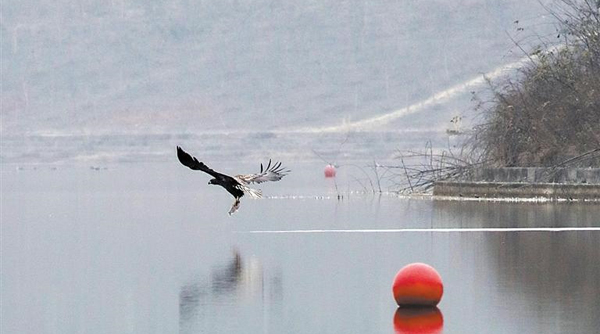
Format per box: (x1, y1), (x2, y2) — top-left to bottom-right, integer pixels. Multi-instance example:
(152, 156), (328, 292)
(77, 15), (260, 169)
(392, 263), (443, 307)
(393, 307), (443, 334)
(324, 164), (336, 178)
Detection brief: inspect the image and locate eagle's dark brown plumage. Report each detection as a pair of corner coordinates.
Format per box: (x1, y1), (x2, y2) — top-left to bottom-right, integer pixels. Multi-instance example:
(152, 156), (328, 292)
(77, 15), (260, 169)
(177, 146), (290, 215)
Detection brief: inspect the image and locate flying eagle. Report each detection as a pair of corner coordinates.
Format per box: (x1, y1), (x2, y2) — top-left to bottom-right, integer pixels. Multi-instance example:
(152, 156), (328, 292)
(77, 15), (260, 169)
(176, 146), (290, 215)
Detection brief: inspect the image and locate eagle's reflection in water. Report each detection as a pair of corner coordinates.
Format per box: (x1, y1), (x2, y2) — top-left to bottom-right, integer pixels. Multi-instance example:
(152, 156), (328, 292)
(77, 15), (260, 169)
(195, 251), (243, 295)
(179, 249), (282, 331)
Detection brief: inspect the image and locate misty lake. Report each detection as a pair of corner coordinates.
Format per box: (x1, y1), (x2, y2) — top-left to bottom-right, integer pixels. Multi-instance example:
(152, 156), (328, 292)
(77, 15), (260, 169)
(4, 0), (600, 333)
(3, 160), (600, 334)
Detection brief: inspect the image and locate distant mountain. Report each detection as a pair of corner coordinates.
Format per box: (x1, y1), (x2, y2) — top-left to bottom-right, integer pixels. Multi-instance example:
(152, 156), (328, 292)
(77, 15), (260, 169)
(3, 0), (556, 137)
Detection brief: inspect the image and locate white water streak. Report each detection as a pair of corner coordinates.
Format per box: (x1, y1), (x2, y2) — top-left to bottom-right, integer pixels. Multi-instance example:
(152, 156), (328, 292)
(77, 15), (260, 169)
(240, 227), (600, 234)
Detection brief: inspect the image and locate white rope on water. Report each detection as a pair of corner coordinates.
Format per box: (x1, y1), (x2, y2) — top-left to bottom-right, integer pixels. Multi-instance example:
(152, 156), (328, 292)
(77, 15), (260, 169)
(239, 227), (600, 234)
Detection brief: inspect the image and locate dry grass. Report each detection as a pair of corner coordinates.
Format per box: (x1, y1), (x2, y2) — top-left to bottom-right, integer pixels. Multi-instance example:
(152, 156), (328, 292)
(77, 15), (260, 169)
(471, 0), (600, 167)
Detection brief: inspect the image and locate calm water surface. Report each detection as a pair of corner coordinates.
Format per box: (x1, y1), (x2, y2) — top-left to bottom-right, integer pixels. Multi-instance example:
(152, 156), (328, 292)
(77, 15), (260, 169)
(3, 161), (600, 334)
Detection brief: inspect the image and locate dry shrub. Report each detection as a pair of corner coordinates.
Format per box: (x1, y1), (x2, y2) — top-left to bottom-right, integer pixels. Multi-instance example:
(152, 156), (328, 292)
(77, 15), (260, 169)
(473, 0), (600, 167)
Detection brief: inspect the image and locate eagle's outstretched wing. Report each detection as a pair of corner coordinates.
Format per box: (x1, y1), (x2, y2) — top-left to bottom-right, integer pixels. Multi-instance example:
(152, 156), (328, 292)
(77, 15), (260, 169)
(177, 147), (288, 215)
(236, 159), (290, 184)
(177, 146), (225, 179)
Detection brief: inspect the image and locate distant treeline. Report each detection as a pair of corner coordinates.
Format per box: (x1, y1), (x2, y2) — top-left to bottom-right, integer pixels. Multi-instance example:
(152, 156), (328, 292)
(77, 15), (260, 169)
(470, 0), (600, 167)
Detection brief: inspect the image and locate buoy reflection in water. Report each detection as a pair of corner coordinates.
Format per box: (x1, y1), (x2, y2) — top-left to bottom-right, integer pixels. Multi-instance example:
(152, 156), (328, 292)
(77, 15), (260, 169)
(393, 307), (443, 334)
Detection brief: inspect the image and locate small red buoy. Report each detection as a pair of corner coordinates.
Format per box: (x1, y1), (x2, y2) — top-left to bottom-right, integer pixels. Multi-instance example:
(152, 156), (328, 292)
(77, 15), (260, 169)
(324, 164), (336, 178)
(392, 263), (443, 307)
(393, 307), (443, 334)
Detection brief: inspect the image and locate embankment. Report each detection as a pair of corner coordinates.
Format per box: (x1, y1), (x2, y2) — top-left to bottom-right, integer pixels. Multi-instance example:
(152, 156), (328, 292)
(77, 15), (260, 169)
(433, 168), (600, 200)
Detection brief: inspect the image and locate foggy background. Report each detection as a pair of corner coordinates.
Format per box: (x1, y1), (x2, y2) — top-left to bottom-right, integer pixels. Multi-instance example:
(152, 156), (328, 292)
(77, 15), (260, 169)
(4, 3), (600, 334)
(2, 0), (557, 163)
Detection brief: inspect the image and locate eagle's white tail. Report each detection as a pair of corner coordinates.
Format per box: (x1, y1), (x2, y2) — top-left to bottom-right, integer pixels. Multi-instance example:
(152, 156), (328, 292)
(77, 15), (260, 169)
(234, 181), (263, 199)
(245, 187), (262, 199)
